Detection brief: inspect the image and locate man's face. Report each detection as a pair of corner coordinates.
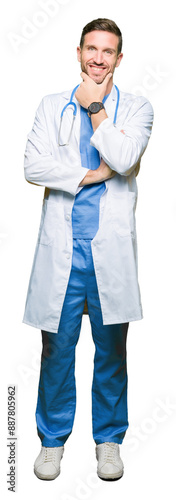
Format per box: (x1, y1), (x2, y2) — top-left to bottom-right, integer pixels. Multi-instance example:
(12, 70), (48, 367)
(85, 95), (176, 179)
(77, 30), (123, 85)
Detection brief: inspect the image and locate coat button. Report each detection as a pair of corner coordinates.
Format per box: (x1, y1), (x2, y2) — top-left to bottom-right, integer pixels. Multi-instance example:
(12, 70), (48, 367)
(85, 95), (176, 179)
(66, 253), (70, 259)
(66, 215), (70, 221)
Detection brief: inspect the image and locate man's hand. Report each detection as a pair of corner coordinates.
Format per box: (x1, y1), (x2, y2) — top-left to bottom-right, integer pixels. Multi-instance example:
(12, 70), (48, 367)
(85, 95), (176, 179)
(79, 158), (116, 186)
(75, 71), (112, 109)
(96, 158), (116, 181)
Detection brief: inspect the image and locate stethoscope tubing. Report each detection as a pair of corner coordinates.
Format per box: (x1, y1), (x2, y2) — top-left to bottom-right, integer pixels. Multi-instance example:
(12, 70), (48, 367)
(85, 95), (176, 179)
(58, 83), (119, 146)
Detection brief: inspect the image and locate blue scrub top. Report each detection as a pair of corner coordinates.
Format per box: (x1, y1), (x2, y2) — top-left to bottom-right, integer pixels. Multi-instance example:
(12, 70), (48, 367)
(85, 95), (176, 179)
(72, 94), (109, 239)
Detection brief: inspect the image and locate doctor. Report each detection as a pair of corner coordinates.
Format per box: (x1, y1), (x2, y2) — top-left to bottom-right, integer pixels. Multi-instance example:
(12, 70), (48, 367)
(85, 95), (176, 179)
(23, 18), (153, 481)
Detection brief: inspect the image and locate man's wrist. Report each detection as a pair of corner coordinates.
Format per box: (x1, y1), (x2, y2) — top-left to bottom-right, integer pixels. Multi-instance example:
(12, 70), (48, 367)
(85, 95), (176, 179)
(90, 108), (108, 132)
(79, 168), (101, 186)
(87, 102), (105, 117)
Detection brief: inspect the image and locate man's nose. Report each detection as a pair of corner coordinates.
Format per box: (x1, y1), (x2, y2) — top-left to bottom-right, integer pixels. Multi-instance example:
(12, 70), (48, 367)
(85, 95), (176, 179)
(93, 51), (104, 65)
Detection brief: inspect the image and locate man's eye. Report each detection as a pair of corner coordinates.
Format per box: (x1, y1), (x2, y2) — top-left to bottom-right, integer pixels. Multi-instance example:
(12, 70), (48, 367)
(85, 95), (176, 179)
(88, 47), (95, 51)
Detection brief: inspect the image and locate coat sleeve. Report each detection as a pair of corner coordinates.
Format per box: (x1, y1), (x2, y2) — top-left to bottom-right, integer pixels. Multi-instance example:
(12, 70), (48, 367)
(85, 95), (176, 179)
(24, 97), (90, 196)
(90, 97), (154, 176)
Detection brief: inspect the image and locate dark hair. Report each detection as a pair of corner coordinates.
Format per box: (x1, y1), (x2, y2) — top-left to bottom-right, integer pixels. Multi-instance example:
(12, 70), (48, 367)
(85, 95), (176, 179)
(80, 18), (122, 55)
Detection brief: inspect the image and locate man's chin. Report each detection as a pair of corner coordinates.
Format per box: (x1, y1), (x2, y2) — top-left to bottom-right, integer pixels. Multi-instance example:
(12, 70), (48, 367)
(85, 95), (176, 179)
(81, 66), (109, 84)
(94, 78), (104, 85)
(87, 71), (107, 84)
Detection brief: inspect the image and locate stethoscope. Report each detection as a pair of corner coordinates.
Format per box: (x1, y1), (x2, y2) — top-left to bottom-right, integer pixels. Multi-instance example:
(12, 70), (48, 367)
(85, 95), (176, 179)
(58, 84), (120, 146)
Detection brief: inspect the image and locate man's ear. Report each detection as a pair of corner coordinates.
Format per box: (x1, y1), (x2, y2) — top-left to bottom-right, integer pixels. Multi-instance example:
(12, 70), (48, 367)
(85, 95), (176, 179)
(115, 53), (123, 68)
(77, 46), (81, 62)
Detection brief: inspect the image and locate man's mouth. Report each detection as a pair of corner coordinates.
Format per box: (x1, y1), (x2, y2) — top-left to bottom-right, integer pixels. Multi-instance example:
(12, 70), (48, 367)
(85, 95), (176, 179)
(88, 64), (107, 72)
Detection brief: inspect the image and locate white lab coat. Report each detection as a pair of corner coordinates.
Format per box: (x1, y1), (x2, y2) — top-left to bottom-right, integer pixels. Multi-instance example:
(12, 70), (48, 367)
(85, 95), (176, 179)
(23, 84), (153, 333)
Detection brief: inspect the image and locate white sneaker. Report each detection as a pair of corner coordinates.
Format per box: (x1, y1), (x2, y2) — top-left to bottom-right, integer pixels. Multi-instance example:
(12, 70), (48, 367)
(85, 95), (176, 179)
(96, 442), (124, 480)
(34, 446), (64, 480)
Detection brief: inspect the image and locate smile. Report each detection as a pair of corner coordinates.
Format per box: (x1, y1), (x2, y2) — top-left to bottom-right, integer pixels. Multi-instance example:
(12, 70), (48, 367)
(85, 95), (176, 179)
(88, 65), (107, 71)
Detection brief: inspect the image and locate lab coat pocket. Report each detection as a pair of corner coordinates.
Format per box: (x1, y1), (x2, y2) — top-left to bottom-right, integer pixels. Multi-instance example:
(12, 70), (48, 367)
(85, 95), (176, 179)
(110, 191), (137, 237)
(38, 199), (62, 246)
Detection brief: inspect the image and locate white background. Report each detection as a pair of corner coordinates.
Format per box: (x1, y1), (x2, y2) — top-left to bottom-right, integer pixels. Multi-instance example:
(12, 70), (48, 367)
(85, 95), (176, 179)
(1, 0), (176, 498)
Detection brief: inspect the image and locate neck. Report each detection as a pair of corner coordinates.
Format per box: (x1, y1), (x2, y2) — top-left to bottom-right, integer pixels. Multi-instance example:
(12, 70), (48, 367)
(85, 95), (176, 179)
(104, 77), (113, 96)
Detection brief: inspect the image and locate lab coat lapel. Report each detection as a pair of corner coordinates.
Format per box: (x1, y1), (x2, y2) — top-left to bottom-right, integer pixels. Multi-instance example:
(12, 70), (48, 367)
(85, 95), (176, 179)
(104, 84), (118, 122)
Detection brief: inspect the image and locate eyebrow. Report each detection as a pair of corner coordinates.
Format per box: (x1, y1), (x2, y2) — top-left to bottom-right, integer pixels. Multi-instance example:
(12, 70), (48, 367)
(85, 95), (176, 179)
(85, 44), (117, 53)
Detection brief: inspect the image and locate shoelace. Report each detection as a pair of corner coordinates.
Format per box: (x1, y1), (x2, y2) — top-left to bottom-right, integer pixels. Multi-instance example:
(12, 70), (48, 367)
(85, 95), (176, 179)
(44, 447), (57, 463)
(103, 443), (118, 463)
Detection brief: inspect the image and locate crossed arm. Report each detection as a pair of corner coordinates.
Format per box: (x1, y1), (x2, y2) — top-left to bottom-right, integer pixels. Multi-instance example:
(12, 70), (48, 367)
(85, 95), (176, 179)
(24, 73), (153, 195)
(78, 158), (117, 186)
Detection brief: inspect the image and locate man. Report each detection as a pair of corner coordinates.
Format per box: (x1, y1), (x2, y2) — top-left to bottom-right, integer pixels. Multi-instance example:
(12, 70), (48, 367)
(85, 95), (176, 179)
(23, 18), (153, 481)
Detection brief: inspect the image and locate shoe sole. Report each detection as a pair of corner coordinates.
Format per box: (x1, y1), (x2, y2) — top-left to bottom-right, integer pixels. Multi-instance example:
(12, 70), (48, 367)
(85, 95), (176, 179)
(97, 469), (124, 481)
(34, 468), (60, 480)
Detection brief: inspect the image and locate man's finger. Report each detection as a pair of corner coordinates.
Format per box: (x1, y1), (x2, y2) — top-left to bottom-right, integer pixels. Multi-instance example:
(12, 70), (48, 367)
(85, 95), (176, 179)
(80, 71), (91, 82)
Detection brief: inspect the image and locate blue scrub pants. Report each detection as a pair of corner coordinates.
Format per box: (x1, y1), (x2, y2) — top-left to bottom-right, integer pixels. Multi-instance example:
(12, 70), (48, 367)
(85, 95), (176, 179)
(35, 239), (129, 446)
